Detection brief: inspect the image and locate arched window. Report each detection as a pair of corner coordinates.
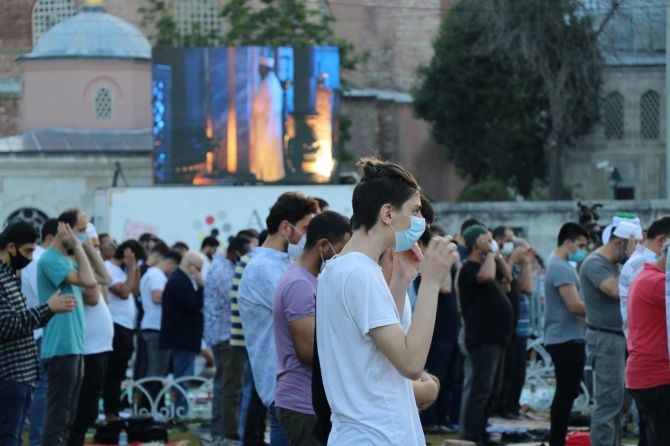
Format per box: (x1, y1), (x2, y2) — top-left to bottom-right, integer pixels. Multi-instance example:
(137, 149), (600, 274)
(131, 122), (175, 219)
(603, 91), (624, 140)
(4, 208), (50, 241)
(32, 0), (77, 46)
(174, 0), (222, 43)
(640, 90), (660, 140)
(94, 87), (113, 120)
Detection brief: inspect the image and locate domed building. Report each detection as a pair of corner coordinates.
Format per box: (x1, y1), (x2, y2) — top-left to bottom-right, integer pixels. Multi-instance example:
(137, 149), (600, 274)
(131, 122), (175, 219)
(0, 0), (153, 226)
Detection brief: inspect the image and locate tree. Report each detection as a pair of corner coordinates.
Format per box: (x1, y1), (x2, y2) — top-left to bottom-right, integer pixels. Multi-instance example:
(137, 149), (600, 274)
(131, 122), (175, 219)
(139, 0), (364, 70)
(414, 0), (614, 199)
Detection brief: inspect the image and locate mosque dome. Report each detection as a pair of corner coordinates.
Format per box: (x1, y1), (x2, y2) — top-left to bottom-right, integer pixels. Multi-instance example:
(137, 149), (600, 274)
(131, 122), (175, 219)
(21, 1), (151, 61)
(586, 0), (665, 65)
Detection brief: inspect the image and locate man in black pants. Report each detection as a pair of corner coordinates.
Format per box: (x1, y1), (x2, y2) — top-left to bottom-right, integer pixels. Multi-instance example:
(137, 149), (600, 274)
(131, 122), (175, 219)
(458, 225), (513, 445)
(543, 222), (590, 446)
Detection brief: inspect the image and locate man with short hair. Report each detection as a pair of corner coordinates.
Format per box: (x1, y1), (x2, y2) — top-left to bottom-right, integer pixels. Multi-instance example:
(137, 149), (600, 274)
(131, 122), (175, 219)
(102, 239), (143, 421)
(238, 192), (319, 444)
(544, 222), (590, 446)
(138, 248), (181, 405)
(274, 211), (351, 445)
(201, 236), (220, 262)
(0, 221), (77, 446)
(581, 219), (641, 446)
(205, 235), (253, 445)
(458, 224), (513, 445)
(619, 216), (670, 336)
(38, 209), (98, 446)
(23, 218), (58, 446)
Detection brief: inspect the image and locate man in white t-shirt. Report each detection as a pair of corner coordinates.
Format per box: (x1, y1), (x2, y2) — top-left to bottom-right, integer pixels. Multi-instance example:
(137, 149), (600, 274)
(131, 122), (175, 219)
(101, 240), (143, 421)
(139, 251), (181, 389)
(316, 158), (456, 445)
(68, 222), (115, 446)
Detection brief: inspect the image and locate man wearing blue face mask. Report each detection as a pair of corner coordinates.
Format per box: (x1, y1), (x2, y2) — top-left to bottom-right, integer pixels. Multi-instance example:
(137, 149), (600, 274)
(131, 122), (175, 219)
(238, 192), (319, 446)
(273, 211), (351, 446)
(544, 222), (590, 446)
(37, 209), (98, 446)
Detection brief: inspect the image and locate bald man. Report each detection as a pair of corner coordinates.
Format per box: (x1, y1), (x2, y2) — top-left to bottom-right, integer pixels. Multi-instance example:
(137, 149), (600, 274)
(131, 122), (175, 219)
(159, 251), (205, 413)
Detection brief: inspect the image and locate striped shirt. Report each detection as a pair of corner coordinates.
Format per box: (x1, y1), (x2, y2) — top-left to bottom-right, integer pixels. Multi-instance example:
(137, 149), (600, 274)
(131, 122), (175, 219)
(0, 261), (53, 385)
(230, 251), (255, 348)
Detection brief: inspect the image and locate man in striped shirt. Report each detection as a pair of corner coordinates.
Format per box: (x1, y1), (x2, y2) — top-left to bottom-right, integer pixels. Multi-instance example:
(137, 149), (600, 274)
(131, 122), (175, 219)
(0, 221), (77, 446)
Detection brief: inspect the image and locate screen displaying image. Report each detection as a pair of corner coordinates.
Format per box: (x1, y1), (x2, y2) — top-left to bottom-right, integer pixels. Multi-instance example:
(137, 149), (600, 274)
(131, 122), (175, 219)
(152, 46), (341, 185)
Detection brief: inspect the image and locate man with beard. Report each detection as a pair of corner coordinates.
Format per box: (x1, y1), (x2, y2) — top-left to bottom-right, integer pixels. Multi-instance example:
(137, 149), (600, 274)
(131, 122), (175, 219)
(581, 219), (640, 446)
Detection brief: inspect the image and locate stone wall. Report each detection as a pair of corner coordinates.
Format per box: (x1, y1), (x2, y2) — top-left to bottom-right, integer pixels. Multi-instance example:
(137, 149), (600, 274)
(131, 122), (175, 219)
(434, 199), (670, 262)
(0, 154), (153, 222)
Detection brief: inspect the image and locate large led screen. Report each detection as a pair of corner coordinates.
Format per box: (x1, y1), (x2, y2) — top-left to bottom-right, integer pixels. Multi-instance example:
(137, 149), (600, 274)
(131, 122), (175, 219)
(152, 46), (340, 185)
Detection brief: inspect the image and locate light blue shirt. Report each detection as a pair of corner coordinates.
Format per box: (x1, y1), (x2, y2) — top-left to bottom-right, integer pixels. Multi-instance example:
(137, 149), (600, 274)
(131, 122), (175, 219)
(238, 247), (290, 407)
(37, 247), (85, 359)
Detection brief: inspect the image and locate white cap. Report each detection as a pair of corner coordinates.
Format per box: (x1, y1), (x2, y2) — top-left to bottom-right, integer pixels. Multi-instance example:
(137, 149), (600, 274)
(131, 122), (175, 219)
(602, 215), (643, 244)
(86, 221), (98, 239)
(612, 220), (643, 241)
(259, 56), (275, 68)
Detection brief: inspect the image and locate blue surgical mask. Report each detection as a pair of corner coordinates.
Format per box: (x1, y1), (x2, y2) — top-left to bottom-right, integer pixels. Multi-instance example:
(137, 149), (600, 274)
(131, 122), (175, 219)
(76, 232), (87, 244)
(287, 233), (306, 259)
(568, 247), (586, 263)
(392, 214), (426, 252)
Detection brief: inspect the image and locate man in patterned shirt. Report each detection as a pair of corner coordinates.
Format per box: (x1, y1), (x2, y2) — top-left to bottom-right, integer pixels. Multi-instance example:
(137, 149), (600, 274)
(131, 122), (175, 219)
(204, 235), (254, 445)
(0, 220), (77, 446)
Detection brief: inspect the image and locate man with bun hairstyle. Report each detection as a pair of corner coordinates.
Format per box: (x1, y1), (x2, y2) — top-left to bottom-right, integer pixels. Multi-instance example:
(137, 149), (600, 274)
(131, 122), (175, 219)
(316, 157), (457, 445)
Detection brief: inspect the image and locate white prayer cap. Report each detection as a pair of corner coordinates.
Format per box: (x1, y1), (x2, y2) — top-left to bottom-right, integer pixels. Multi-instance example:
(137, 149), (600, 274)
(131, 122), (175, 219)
(611, 220), (643, 241)
(259, 56), (275, 68)
(86, 221), (98, 239)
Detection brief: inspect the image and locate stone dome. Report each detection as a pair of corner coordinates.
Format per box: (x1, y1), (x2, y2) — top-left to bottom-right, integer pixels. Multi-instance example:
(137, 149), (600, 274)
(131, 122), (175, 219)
(22, 2), (151, 61)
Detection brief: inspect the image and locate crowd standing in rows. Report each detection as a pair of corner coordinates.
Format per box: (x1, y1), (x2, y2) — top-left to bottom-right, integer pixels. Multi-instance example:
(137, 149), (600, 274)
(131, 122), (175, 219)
(1, 157), (669, 446)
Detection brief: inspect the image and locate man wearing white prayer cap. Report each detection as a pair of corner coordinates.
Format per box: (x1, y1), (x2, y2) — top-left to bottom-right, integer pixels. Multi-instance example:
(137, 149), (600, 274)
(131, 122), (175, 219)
(580, 217), (641, 446)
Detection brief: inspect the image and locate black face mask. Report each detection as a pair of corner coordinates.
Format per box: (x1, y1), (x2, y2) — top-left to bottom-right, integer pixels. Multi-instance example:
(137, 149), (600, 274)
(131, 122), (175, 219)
(10, 249), (31, 270)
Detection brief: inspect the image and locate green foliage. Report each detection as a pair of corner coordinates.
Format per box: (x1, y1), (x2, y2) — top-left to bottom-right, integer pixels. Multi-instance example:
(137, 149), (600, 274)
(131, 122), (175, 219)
(413, 0), (603, 199)
(138, 0), (365, 70)
(457, 179), (513, 202)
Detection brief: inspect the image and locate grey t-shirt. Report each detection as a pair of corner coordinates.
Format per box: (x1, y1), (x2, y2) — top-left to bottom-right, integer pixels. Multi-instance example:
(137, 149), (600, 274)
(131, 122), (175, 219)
(580, 251), (621, 331)
(544, 256), (586, 345)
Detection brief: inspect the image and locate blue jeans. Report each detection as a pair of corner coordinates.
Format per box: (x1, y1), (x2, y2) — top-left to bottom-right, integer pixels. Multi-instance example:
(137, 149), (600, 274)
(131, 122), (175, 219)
(171, 349), (196, 416)
(0, 380), (32, 446)
(269, 403), (288, 446)
(29, 340), (48, 446)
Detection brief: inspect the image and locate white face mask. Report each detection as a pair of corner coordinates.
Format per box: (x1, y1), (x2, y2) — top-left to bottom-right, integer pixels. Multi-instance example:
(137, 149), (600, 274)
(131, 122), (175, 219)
(501, 241), (514, 256)
(287, 233), (306, 259)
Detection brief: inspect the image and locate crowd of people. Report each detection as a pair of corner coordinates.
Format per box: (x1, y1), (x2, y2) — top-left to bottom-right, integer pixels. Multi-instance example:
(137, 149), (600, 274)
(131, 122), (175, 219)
(1, 156), (669, 446)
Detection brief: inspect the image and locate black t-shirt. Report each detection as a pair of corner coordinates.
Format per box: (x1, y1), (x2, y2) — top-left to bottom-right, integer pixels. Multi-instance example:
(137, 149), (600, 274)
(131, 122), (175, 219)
(414, 269), (460, 344)
(458, 260), (513, 349)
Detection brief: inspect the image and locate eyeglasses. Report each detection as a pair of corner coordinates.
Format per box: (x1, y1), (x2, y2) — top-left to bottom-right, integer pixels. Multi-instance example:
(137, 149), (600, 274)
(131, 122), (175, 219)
(190, 262), (202, 272)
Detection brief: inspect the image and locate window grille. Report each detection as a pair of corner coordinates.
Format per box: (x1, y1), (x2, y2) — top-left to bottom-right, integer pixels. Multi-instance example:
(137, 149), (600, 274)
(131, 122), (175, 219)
(94, 87), (113, 120)
(603, 91), (624, 140)
(640, 90), (660, 140)
(32, 0), (76, 46)
(174, 0), (222, 41)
